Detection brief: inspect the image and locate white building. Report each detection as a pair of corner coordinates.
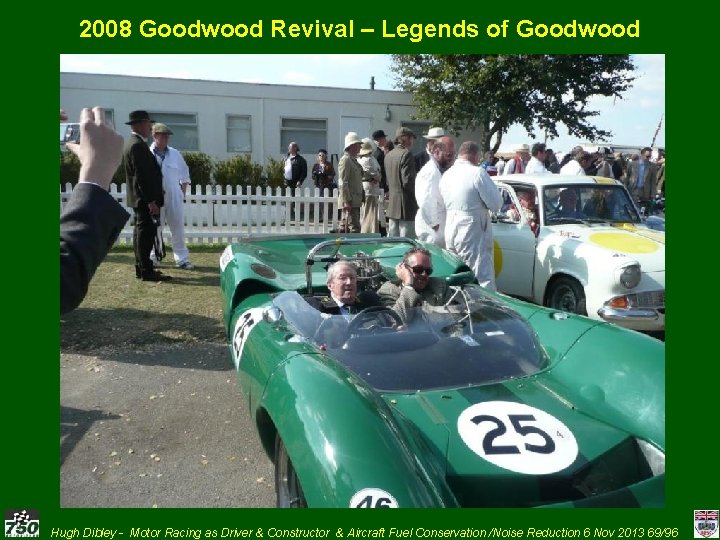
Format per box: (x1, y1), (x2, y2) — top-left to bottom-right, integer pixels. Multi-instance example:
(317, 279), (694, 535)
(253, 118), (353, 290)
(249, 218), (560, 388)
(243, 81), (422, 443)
(60, 72), (472, 165)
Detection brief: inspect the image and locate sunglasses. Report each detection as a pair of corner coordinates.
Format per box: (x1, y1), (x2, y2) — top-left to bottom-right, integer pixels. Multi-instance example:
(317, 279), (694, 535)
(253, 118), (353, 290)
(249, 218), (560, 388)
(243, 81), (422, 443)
(405, 263), (433, 276)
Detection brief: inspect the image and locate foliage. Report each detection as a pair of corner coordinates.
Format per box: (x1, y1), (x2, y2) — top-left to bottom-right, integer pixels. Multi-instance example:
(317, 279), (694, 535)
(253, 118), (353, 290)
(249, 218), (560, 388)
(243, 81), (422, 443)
(214, 154), (264, 188)
(60, 148), (124, 187)
(60, 150), (80, 186)
(182, 151), (214, 187)
(390, 54), (636, 151)
(264, 157), (286, 189)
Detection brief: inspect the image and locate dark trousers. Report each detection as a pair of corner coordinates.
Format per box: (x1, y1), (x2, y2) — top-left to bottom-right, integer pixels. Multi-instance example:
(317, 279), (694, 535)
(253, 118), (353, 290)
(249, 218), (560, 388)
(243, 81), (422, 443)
(285, 180), (299, 218)
(133, 205), (156, 275)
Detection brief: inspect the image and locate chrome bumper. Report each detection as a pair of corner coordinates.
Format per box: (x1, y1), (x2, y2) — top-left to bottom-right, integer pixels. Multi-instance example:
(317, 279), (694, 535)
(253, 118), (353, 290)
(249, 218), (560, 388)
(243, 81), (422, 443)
(597, 306), (662, 322)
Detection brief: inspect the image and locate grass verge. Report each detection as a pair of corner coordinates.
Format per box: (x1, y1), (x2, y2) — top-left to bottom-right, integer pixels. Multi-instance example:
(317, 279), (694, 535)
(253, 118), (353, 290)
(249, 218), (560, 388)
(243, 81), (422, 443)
(60, 245), (227, 352)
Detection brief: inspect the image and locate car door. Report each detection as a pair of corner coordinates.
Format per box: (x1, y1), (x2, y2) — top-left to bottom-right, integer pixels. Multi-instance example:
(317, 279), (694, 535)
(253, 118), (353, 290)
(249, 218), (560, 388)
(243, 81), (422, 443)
(492, 183), (537, 299)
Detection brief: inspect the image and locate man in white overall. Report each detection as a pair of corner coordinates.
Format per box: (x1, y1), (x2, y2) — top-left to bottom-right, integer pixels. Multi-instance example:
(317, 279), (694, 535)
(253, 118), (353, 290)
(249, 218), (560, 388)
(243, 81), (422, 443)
(150, 123), (193, 269)
(439, 141), (503, 291)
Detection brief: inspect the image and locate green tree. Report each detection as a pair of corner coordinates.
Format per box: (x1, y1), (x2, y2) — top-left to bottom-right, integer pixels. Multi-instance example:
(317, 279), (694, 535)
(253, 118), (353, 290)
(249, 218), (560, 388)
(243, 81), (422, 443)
(391, 54), (636, 151)
(214, 155), (264, 188)
(264, 157), (286, 189)
(182, 151), (214, 188)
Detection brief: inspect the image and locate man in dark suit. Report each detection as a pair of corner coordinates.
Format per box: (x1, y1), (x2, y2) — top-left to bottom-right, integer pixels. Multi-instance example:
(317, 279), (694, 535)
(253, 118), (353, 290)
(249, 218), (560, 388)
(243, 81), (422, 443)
(305, 260), (380, 315)
(305, 260), (384, 348)
(123, 110), (168, 281)
(61, 106), (130, 313)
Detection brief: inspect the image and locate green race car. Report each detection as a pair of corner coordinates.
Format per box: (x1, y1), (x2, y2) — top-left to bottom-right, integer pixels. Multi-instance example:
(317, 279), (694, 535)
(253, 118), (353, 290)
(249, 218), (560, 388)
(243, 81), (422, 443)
(219, 234), (664, 508)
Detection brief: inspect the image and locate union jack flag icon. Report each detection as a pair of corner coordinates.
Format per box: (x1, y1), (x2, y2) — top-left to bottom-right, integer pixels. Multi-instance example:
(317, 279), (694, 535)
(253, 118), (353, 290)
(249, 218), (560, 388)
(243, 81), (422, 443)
(695, 510), (719, 538)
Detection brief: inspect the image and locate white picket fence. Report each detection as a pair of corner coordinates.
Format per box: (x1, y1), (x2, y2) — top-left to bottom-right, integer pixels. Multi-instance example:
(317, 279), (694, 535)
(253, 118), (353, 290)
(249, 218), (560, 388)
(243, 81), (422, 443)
(60, 183), (344, 244)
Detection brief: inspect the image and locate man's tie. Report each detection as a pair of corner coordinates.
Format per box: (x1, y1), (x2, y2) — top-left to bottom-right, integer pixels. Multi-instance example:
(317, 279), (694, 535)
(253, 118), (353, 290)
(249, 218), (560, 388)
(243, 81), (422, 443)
(340, 304), (354, 316)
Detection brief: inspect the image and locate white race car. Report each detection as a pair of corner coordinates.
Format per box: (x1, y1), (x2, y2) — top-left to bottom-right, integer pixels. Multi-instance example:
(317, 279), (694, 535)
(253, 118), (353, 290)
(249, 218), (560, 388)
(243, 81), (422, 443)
(492, 175), (664, 332)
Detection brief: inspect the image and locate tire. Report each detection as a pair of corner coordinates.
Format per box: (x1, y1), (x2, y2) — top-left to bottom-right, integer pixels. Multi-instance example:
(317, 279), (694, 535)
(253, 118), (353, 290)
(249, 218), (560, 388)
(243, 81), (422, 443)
(274, 435), (307, 508)
(547, 277), (587, 316)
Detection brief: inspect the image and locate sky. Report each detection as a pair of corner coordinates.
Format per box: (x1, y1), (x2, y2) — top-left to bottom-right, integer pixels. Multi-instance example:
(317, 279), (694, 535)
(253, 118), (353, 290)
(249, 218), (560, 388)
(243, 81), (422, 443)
(60, 54), (664, 153)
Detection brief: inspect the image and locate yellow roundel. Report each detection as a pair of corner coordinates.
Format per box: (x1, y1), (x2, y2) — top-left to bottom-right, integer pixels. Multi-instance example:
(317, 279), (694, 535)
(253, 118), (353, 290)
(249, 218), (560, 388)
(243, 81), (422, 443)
(589, 232), (659, 253)
(494, 239), (503, 276)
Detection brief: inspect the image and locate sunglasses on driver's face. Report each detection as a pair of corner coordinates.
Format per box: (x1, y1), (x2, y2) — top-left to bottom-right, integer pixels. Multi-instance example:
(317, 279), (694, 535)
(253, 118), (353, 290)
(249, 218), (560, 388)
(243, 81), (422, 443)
(406, 263), (433, 276)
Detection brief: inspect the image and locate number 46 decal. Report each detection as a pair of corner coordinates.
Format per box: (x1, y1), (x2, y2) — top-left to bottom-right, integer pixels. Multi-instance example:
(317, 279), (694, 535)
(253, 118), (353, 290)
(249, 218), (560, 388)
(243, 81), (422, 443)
(458, 401), (579, 475)
(231, 308), (264, 369)
(349, 489), (399, 508)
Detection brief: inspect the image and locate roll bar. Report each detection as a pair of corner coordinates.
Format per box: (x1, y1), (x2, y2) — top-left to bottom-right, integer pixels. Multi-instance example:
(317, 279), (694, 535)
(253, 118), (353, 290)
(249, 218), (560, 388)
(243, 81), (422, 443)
(305, 237), (419, 294)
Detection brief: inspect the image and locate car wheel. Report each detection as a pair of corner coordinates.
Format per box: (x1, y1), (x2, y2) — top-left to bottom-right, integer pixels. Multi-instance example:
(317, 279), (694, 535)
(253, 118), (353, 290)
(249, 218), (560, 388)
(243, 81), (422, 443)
(547, 277), (587, 315)
(275, 435), (307, 508)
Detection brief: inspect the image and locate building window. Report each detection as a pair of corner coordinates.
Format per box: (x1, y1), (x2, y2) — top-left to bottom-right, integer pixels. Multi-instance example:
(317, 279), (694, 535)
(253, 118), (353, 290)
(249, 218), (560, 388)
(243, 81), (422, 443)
(148, 112), (198, 151)
(103, 109), (115, 128)
(227, 115), (252, 153)
(280, 118), (326, 155)
(401, 121), (432, 155)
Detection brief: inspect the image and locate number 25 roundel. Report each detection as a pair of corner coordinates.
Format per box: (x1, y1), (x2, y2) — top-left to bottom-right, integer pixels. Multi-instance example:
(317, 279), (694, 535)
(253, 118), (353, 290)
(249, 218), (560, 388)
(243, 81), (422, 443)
(457, 401), (578, 475)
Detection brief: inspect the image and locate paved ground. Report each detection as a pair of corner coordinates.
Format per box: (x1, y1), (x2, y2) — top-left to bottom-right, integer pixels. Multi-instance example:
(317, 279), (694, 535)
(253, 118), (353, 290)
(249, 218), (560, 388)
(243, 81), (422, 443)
(60, 342), (275, 508)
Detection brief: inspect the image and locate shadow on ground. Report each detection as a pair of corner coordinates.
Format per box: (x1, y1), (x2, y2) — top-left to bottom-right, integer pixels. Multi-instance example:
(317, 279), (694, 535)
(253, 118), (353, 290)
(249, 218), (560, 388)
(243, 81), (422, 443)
(61, 307), (225, 353)
(61, 406), (122, 466)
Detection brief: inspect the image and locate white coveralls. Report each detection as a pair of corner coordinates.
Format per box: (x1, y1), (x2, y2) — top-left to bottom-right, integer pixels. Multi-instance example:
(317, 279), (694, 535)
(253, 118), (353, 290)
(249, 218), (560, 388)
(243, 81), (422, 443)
(414, 158), (446, 248)
(439, 159), (503, 291)
(150, 143), (191, 265)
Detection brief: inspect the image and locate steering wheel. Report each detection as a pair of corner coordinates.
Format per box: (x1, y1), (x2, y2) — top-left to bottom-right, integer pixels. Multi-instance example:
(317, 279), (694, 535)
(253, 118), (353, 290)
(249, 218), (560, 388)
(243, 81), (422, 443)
(346, 306), (403, 337)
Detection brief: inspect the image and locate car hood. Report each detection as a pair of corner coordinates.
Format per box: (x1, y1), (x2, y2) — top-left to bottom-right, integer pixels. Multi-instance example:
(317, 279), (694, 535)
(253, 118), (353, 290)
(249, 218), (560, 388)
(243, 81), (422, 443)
(543, 223), (665, 272)
(385, 377), (663, 507)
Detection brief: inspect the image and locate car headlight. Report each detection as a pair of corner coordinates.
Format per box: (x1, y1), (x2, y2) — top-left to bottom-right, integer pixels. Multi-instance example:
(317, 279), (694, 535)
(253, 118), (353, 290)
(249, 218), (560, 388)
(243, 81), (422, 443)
(618, 264), (641, 289)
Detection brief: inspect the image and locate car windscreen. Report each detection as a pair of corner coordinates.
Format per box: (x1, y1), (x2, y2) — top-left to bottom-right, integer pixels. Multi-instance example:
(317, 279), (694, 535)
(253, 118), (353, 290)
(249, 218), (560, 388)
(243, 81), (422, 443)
(272, 288), (548, 392)
(543, 184), (641, 225)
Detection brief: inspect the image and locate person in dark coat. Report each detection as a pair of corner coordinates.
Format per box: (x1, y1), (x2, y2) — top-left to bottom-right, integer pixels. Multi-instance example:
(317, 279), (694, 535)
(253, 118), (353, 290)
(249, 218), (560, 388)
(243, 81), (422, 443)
(123, 110), (168, 281)
(384, 127), (419, 238)
(61, 106), (130, 313)
(371, 129), (388, 191)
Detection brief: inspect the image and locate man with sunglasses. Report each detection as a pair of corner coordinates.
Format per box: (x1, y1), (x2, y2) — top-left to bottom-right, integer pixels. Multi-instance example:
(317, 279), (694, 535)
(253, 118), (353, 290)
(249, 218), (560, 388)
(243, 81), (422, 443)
(377, 247), (449, 324)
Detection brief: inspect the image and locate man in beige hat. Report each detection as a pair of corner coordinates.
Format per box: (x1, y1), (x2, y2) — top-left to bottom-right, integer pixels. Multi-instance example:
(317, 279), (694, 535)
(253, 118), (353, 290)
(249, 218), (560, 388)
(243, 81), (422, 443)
(505, 144), (530, 174)
(150, 123), (193, 269)
(385, 127), (419, 238)
(415, 126), (446, 171)
(338, 132), (364, 233)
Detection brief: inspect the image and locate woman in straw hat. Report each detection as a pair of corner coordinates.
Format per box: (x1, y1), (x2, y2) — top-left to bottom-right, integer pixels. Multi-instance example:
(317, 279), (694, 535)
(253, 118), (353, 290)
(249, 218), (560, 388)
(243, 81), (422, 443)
(357, 139), (382, 233)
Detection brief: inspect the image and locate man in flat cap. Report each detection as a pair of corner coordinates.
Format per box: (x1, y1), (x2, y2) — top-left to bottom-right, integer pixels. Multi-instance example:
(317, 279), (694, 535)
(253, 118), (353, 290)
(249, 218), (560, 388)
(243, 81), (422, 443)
(123, 110), (168, 281)
(150, 123), (193, 270)
(384, 127), (419, 238)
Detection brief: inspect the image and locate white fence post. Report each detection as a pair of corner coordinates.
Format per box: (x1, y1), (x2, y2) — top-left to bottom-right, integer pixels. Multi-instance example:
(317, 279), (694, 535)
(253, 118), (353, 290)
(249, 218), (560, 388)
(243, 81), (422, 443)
(60, 181), (341, 245)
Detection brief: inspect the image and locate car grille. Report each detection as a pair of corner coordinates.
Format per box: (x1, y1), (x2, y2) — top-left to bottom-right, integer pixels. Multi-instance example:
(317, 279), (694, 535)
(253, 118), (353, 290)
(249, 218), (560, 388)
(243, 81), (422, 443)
(633, 290), (664, 308)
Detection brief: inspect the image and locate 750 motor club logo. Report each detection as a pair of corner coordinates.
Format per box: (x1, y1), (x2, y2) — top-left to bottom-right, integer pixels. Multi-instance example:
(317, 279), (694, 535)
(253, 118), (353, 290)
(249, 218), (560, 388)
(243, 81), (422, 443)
(4, 510), (39, 538)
